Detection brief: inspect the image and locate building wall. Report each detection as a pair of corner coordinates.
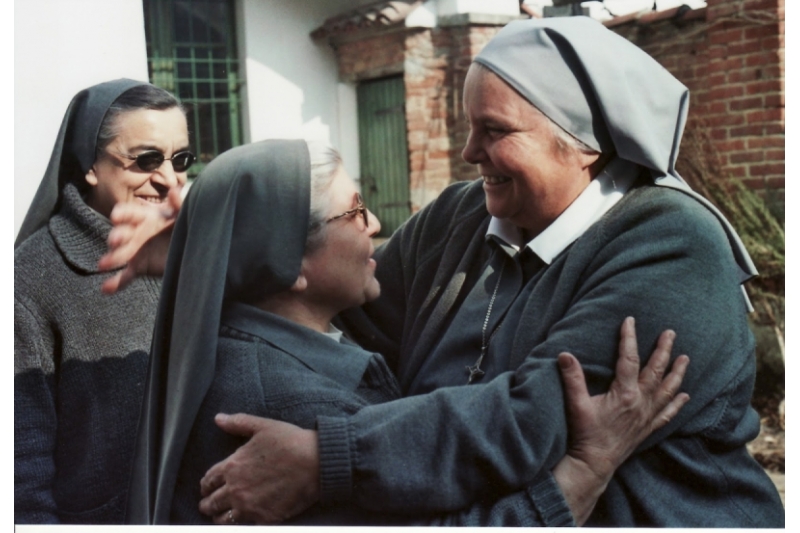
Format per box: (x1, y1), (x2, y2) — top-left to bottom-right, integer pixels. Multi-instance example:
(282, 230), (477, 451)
(608, 0), (785, 205)
(15, 0), (150, 237)
(237, 0), (378, 182)
(334, 22), (507, 213)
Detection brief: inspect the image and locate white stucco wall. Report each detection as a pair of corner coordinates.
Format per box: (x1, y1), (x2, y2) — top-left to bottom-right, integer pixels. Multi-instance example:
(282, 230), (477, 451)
(237, 0), (377, 183)
(14, 0), (149, 238)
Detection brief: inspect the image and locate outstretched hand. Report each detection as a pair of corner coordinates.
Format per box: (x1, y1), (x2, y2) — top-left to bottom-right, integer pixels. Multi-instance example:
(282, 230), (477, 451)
(97, 185), (183, 294)
(553, 316), (689, 525)
(198, 413), (320, 525)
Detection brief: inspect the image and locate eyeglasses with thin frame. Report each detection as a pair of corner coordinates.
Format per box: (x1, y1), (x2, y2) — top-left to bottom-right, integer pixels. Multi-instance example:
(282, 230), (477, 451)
(109, 149), (196, 173)
(326, 193), (369, 228)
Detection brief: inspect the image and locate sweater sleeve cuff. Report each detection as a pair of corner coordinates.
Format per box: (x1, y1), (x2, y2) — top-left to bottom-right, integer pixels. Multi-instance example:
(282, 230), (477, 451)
(316, 415), (354, 504)
(525, 471), (576, 527)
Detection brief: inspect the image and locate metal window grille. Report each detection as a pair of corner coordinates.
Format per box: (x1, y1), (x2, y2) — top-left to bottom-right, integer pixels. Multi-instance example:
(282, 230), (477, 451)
(143, 0), (243, 176)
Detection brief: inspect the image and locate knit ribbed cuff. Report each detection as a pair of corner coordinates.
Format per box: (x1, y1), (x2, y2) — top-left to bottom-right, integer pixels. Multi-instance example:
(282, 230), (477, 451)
(526, 471), (576, 527)
(316, 415), (354, 504)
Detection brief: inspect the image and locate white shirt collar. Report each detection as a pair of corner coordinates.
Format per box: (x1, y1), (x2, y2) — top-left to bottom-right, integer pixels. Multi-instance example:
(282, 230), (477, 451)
(323, 323), (345, 343)
(486, 156), (641, 264)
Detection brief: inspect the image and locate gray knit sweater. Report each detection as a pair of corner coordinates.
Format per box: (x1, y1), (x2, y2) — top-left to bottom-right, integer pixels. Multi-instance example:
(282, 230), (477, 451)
(14, 184), (162, 524)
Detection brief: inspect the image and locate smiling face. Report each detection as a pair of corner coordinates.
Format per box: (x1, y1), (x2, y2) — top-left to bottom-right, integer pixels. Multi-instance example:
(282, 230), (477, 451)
(85, 107), (190, 217)
(461, 64), (600, 237)
(299, 166), (382, 317)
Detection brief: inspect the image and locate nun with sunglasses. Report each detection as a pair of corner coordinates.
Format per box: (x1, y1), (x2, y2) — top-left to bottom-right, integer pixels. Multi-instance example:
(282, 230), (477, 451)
(14, 79), (195, 524)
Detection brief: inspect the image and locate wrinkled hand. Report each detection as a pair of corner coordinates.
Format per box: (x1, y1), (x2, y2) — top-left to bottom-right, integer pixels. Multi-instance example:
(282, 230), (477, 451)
(198, 413), (320, 525)
(553, 316), (689, 525)
(97, 185), (183, 294)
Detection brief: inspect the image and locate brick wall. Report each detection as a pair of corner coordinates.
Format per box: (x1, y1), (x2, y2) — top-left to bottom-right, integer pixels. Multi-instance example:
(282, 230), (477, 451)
(330, 0), (784, 212)
(608, 0), (785, 206)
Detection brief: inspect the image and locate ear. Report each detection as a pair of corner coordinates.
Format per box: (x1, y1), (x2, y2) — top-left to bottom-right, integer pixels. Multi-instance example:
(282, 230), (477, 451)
(289, 272), (308, 293)
(85, 167), (99, 187)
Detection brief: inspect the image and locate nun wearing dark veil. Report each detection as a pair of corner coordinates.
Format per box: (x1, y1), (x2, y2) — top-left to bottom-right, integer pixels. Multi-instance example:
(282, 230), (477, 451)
(125, 139), (688, 526)
(14, 79), (192, 524)
(193, 17), (783, 527)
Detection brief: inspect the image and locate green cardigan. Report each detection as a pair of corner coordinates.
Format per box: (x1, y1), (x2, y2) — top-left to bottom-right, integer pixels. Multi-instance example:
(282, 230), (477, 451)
(330, 177), (784, 527)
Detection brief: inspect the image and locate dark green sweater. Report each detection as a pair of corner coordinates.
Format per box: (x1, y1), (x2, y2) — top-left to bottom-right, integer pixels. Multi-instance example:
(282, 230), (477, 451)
(332, 178), (784, 527)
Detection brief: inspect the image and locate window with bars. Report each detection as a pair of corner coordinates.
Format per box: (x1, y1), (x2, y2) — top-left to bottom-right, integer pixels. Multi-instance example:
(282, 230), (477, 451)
(143, 0), (243, 176)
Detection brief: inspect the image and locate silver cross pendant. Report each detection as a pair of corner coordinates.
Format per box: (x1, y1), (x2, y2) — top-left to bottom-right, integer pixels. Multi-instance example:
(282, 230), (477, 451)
(466, 354), (485, 384)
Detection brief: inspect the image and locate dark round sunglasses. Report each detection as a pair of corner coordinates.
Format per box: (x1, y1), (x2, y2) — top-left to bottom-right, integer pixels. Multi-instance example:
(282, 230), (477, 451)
(113, 149), (196, 173)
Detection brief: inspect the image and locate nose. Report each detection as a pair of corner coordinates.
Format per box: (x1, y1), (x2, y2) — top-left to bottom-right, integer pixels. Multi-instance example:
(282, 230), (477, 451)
(367, 209), (381, 237)
(151, 159), (184, 188)
(461, 128), (483, 165)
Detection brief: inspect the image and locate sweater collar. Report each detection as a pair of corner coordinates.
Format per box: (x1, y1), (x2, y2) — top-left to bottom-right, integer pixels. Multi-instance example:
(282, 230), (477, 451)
(221, 301), (373, 391)
(49, 183), (112, 274)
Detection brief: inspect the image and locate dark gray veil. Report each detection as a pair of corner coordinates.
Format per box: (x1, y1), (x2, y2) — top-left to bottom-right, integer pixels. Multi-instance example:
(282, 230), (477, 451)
(474, 17), (757, 285)
(126, 139), (311, 524)
(15, 79), (146, 248)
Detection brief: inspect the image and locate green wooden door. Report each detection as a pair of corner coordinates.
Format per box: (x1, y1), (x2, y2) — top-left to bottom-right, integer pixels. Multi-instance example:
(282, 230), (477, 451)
(357, 76), (411, 237)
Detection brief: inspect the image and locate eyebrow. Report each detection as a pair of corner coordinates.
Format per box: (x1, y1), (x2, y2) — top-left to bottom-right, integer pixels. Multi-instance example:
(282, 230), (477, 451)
(126, 144), (191, 154)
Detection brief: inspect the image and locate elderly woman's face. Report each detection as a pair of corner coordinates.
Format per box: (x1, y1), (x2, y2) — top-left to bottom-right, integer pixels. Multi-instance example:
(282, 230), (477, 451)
(461, 65), (599, 235)
(300, 167), (382, 314)
(85, 107), (190, 217)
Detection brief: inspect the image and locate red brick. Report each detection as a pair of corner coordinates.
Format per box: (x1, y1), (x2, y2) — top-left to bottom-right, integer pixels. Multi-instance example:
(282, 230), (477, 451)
(717, 140), (747, 152)
(765, 149), (784, 160)
(729, 97), (764, 111)
(750, 163), (785, 175)
(728, 70), (759, 83)
(708, 57), (744, 73)
(728, 40), (764, 56)
(746, 52), (780, 68)
(746, 108), (783, 123)
(764, 124), (785, 135)
(707, 73), (727, 86)
(743, 0), (780, 10)
(761, 36), (781, 51)
(745, 80), (782, 94)
(731, 125), (764, 137)
(708, 114), (745, 127)
(744, 24), (781, 40)
(708, 46), (728, 60)
(764, 94), (785, 107)
(730, 151), (764, 164)
(709, 85), (745, 100)
(747, 137), (785, 149)
(711, 128), (729, 140)
(709, 102), (727, 114)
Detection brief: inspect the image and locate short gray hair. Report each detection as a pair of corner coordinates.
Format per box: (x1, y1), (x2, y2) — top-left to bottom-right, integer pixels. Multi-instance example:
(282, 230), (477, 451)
(305, 141), (343, 253)
(546, 114), (598, 157)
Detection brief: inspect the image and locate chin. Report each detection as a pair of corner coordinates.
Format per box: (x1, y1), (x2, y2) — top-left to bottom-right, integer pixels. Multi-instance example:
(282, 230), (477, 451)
(364, 280), (381, 303)
(484, 198), (514, 220)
